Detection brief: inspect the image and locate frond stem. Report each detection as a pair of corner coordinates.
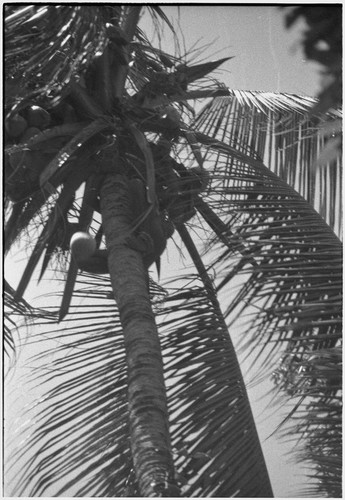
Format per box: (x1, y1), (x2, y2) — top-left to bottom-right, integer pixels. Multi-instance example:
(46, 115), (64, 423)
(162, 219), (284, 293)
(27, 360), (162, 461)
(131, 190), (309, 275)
(195, 196), (258, 268)
(175, 222), (223, 309)
(175, 222), (274, 497)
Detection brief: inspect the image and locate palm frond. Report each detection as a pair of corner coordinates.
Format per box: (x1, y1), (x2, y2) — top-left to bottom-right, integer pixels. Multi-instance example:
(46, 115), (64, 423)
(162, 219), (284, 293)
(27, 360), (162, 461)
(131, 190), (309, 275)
(5, 6), (114, 95)
(7, 274), (129, 497)
(194, 90), (342, 237)
(160, 278), (272, 497)
(181, 134), (342, 363)
(4, 280), (25, 357)
(175, 131), (342, 496)
(9, 271), (272, 497)
(147, 5), (176, 33)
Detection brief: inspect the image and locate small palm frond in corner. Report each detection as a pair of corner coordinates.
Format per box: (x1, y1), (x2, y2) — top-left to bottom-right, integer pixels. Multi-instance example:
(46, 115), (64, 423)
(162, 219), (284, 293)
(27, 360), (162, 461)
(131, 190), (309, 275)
(272, 347), (342, 498)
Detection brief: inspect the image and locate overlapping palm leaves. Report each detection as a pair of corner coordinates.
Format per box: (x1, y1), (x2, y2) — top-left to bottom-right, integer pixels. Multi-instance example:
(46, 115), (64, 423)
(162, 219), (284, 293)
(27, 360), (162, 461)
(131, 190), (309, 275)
(5, 5), (342, 498)
(10, 272), (273, 497)
(195, 91), (342, 237)
(192, 93), (342, 495)
(4, 280), (54, 360)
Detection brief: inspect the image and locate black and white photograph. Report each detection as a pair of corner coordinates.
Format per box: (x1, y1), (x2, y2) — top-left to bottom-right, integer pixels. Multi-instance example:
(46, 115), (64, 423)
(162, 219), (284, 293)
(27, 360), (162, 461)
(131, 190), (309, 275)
(4, 4), (342, 498)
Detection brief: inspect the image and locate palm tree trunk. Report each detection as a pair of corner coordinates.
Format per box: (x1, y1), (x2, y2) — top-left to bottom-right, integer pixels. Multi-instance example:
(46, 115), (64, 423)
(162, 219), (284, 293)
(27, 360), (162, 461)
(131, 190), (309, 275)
(100, 173), (180, 497)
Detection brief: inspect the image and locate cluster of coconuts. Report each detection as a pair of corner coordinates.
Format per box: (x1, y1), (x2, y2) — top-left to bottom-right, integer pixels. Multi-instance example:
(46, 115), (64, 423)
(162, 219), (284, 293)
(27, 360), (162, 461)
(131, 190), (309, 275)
(5, 104), (55, 201)
(5, 104), (51, 144)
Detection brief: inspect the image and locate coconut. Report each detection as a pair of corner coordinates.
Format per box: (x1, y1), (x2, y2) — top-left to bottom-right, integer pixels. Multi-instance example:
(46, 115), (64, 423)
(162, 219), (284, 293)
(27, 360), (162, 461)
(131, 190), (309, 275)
(5, 114), (28, 138)
(70, 232), (97, 261)
(27, 105), (51, 129)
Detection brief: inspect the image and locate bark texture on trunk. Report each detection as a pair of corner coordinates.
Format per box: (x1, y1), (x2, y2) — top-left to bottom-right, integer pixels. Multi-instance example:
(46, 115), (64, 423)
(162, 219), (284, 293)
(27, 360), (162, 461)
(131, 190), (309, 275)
(100, 174), (179, 497)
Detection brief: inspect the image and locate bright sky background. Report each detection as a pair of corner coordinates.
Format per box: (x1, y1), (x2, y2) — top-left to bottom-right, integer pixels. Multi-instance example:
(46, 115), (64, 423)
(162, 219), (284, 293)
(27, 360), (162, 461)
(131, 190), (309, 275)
(140, 5), (321, 97)
(5, 5), (326, 498)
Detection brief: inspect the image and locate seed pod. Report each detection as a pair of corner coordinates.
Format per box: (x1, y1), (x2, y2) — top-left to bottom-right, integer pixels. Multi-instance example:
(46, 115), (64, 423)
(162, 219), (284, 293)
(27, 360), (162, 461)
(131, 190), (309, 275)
(70, 232), (110, 274)
(70, 232), (97, 261)
(27, 105), (51, 129)
(5, 114), (28, 138)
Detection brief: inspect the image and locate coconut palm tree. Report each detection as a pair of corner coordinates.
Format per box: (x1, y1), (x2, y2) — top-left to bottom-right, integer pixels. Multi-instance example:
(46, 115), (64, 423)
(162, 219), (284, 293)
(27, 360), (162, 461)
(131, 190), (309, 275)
(4, 5), (342, 497)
